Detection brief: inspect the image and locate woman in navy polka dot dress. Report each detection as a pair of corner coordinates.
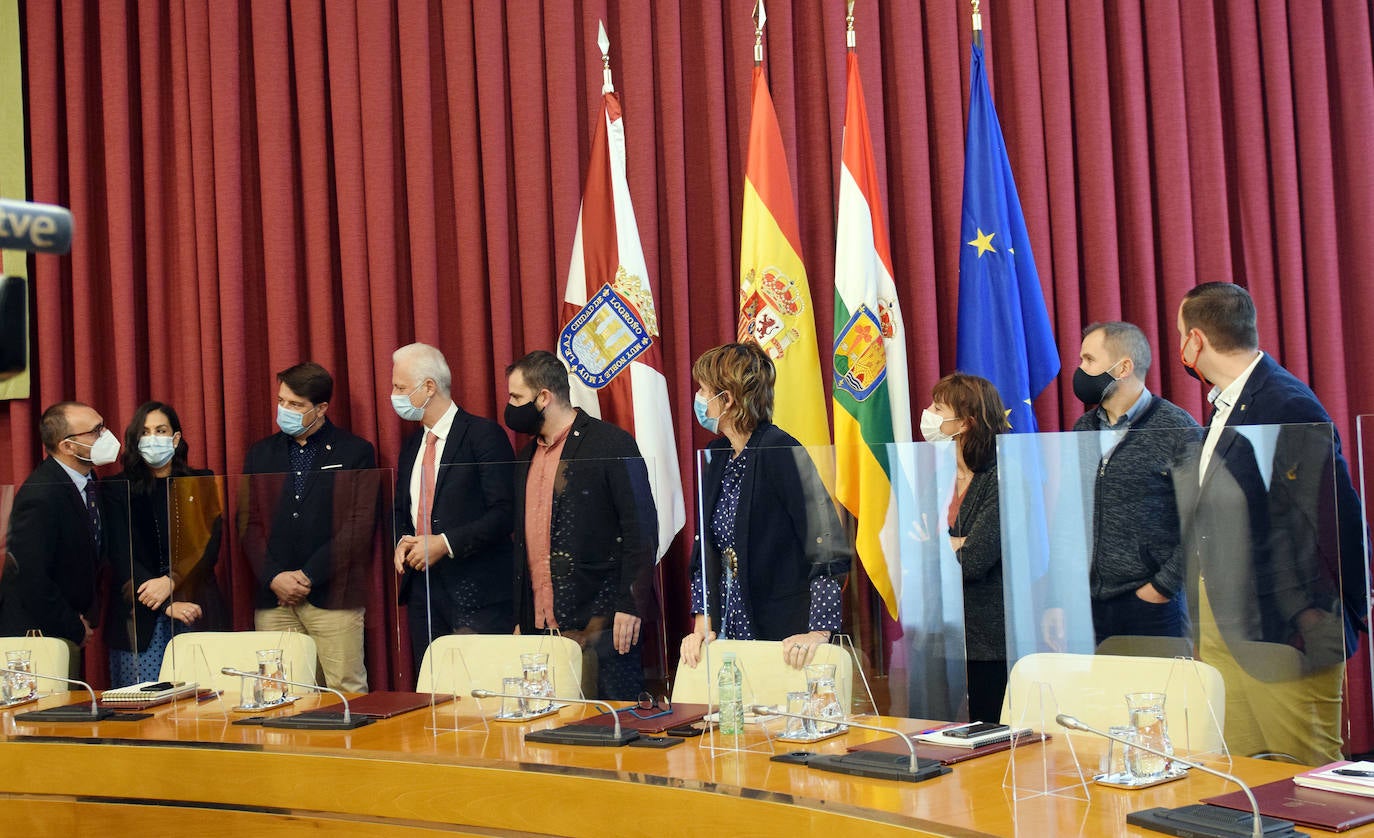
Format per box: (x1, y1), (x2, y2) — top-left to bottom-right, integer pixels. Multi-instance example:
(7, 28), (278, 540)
(106, 402), (226, 687)
(680, 343), (852, 671)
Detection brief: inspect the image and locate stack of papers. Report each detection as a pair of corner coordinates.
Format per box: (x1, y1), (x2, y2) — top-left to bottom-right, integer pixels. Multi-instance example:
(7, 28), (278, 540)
(1294, 761), (1374, 798)
(914, 724), (1028, 749)
(100, 681), (199, 703)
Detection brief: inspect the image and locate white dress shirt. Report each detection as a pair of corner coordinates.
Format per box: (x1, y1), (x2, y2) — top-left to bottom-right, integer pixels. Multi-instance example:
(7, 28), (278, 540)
(408, 401), (458, 556)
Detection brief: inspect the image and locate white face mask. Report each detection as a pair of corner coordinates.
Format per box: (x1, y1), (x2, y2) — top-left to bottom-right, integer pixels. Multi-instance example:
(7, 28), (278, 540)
(391, 382), (430, 422)
(920, 408), (959, 443)
(138, 435), (177, 468)
(73, 428), (122, 466)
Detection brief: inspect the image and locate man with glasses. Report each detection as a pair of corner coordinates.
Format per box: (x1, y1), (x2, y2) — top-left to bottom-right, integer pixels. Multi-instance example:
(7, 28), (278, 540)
(0, 402), (129, 673)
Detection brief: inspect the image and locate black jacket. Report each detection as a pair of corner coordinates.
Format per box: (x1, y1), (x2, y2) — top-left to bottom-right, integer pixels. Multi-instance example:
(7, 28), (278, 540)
(104, 469), (225, 652)
(239, 421), (378, 610)
(952, 465), (1005, 662)
(394, 406), (515, 617)
(694, 423), (851, 641)
(512, 409), (657, 632)
(0, 456), (129, 643)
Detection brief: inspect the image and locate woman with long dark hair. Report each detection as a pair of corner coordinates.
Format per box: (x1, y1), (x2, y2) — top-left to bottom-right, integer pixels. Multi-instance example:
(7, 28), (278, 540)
(921, 373), (1010, 723)
(107, 401), (224, 686)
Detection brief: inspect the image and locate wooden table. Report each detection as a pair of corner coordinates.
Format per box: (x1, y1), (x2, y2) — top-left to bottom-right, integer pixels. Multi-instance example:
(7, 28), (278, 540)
(0, 691), (1365, 837)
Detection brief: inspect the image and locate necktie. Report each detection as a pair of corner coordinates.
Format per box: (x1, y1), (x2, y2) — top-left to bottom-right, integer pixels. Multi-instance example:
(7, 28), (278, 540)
(418, 431), (438, 536)
(85, 477), (102, 547)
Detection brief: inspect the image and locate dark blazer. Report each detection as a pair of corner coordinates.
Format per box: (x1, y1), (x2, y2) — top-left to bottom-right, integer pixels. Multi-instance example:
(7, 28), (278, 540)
(0, 456), (129, 643)
(1176, 353), (1364, 675)
(952, 464), (1005, 662)
(512, 410), (657, 632)
(694, 423), (851, 641)
(394, 406), (515, 618)
(104, 469), (225, 652)
(239, 421), (378, 610)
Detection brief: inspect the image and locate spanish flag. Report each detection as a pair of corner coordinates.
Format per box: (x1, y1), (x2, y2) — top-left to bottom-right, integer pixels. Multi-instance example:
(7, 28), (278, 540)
(832, 49), (912, 618)
(737, 65), (829, 453)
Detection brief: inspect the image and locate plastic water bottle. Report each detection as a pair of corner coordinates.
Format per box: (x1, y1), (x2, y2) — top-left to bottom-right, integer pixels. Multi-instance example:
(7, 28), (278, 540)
(718, 652), (744, 735)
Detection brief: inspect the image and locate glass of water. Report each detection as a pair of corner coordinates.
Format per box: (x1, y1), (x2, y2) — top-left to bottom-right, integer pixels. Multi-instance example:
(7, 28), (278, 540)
(256, 648), (286, 706)
(500, 675), (528, 718)
(1125, 691), (1173, 780)
(805, 663), (845, 735)
(784, 690), (814, 739)
(4, 649), (35, 702)
(520, 652), (554, 713)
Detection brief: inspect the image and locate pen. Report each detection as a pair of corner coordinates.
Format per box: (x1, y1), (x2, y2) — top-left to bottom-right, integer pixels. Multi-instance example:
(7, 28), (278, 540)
(916, 722), (961, 735)
(1333, 768), (1374, 778)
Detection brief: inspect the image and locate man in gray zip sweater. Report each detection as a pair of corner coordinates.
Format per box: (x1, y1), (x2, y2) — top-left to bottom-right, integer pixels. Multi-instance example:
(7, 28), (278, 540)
(1045, 322), (1201, 650)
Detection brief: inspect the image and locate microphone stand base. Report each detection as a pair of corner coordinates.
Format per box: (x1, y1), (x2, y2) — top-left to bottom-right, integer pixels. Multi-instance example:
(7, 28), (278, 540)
(525, 724), (640, 747)
(1127, 805), (1307, 837)
(261, 714), (377, 730)
(807, 752), (951, 783)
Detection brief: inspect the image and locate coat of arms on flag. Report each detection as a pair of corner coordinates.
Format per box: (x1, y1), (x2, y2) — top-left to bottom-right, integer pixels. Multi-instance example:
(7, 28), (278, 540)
(833, 304), (888, 402)
(559, 270), (655, 389)
(739, 265), (805, 360)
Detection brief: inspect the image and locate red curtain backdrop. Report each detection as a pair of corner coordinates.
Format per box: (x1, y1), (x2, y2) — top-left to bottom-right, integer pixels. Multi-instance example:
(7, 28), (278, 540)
(5, 0), (1374, 732)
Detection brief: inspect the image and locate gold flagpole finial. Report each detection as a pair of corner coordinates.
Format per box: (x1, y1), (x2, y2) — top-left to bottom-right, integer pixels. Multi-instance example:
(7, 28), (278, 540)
(597, 20), (613, 94)
(753, 0), (766, 65)
(846, 0), (856, 50)
(971, 0), (983, 46)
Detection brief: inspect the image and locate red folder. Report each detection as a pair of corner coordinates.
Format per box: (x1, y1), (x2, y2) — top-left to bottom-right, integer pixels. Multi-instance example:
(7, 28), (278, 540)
(1203, 778), (1374, 832)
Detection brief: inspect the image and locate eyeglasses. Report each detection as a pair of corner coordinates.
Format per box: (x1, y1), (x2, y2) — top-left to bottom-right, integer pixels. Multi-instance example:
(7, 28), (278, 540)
(623, 692), (671, 720)
(63, 423), (105, 440)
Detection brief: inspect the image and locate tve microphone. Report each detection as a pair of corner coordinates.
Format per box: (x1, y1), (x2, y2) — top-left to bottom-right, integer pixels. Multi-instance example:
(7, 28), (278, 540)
(751, 704), (949, 783)
(1, 667), (116, 721)
(471, 689), (637, 746)
(1055, 713), (1302, 838)
(0, 199), (73, 254)
(221, 667), (372, 729)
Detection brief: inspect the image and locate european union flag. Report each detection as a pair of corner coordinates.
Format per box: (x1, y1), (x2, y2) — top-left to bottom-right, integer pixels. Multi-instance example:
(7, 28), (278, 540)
(956, 41), (1058, 432)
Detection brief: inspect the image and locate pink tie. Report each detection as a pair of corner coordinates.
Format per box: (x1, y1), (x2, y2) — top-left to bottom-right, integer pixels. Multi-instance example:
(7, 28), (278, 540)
(418, 431), (438, 536)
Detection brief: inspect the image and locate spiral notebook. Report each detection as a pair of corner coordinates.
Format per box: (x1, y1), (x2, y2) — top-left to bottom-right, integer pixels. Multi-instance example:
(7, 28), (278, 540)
(100, 681), (200, 703)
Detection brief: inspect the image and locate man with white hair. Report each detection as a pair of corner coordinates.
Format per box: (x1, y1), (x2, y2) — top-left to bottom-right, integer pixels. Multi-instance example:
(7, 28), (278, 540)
(390, 343), (516, 669)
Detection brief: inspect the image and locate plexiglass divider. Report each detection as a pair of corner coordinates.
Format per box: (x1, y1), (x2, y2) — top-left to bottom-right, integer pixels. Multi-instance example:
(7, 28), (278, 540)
(1354, 413), (1374, 756)
(1000, 422), (1351, 790)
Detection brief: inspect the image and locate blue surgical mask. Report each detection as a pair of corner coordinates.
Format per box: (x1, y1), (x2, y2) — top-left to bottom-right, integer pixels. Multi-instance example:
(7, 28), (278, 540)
(138, 435), (177, 468)
(277, 404), (318, 438)
(391, 383), (430, 422)
(694, 391), (724, 434)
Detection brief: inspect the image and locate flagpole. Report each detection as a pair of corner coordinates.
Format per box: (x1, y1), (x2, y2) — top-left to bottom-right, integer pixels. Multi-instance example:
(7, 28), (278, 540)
(753, 0), (766, 66)
(971, 0), (983, 48)
(597, 20), (614, 94)
(846, 0), (855, 50)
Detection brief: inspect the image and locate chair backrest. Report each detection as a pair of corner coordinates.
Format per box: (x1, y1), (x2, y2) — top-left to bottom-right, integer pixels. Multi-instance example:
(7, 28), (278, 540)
(416, 634), (583, 700)
(0, 635), (74, 684)
(669, 640), (854, 710)
(159, 631), (319, 696)
(999, 652), (1226, 753)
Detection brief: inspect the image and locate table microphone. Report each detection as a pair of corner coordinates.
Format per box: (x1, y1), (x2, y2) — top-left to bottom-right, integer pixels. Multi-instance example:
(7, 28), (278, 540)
(1, 668), (116, 721)
(1055, 714), (1301, 838)
(750, 705), (948, 783)
(220, 667), (372, 729)
(471, 689), (637, 746)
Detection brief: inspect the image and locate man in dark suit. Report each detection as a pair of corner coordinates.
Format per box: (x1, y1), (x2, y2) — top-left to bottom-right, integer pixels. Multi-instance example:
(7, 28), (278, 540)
(0, 402), (129, 674)
(1174, 282), (1365, 764)
(240, 362), (378, 693)
(390, 343), (515, 671)
(505, 350), (657, 700)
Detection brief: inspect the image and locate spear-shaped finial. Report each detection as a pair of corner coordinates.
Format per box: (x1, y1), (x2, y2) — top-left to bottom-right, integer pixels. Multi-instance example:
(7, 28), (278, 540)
(753, 0), (766, 65)
(598, 20), (613, 94)
(846, 0), (856, 50)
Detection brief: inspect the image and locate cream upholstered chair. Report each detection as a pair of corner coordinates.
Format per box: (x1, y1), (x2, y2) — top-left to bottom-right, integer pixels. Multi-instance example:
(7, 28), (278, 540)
(669, 639), (854, 710)
(159, 630), (319, 696)
(416, 634), (583, 699)
(0, 635), (75, 683)
(999, 652), (1226, 753)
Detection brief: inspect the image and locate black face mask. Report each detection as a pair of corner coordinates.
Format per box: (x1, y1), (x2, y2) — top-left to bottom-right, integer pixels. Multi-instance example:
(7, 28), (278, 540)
(504, 399), (545, 435)
(1072, 364), (1121, 406)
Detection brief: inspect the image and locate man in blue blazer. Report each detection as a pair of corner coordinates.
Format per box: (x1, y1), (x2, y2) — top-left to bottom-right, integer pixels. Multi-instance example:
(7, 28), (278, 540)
(1174, 282), (1365, 764)
(241, 363), (378, 693)
(390, 343), (514, 671)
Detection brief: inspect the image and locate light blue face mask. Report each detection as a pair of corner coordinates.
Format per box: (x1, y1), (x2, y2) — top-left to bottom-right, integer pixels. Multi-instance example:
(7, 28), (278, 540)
(391, 382), (430, 422)
(138, 434), (177, 468)
(277, 404), (318, 437)
(694, 391), (725, 434)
